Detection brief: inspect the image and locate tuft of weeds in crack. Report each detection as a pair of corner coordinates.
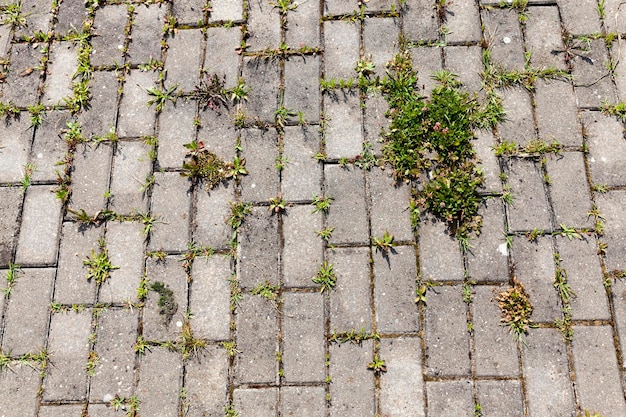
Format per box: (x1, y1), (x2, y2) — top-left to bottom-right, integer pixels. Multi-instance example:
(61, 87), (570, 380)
(178, 315), (207, 360)
(312, 261), (337, 293)
(147, 83), (178, 112)
(1, 2), (27, 28)
(251, 281), (280, 303)
(372, 231), (394, 254)
(190, 72), (228, 111)
(111, 395), (140, 417)
(601, 101), (626, 122)
(83, 238), (119, 285)
(328, 327), (380, 345)
(496, 277), (534, 342)
(311, 194), (333, 214)
(2, 263), (21, 297)
(181, 140), (247, 190)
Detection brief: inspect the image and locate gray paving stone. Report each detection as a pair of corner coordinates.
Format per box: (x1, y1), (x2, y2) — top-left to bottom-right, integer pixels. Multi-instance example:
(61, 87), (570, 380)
(108, 140), (151, 215)
(117, 71), (157, 137)
(424, 285), (471, 376)
(282, 292), (325, 382)
(476, 380), (524, 417)
(127, 4), (165, 64)
(189, 255), (231, 340)
(136, 348), (182, 417)
(204, 26), (241, 89)
(597, 191), (626, 271)
(281, 126), (322, 201)
(604, 0), (626, 33)
(172, 0), (204, 25)
(43, 310), (92, 401)
(237, 206), (279, 288)
(15, 185), (62, 266)
(14, 0), (51, 38)
(466, 201), (509, 284)
(282, 205), (323, 287)
(68, 142), (112, 214)
(194, 182), (235, 250)
(91, 4), (127, 67)
(445, 0), (481, 43)
(38, 405), (84, 417)
(77, 71), (119, 139)
(42, 41), (77, 106)
(324, 20), (360, 80)
(240, 127), (280, 203)
(164, 29), (203, 92)
(411, 46), (442, 98)
(87, 404), (118, 417)
(403, 0), (438, 42)
(546, 152), (593, 228)
(208, 0), (244, 22)
(241, 58), (280, 123)
(324, 0), (357, 15)
(99, 222), (144, 304)
(473, 286), (520, 377)
(611, 279), (626, 358)
(284, 55), (320, 123)
(246, 0), (280, 51)
(233, 387), (278, 417)
(497, 87), (535, 145)
(379, 337), (425, 417)
(281, 386), (326, 417)
(572, 39), (617, 108)
(374, 245), (419, 333)
(525, 6), (566, 71)
(363, 92), (389, 156)
(197, 105), (237, 162)
(148, 172), (191, 252)
(419, 216), (465, 283)
(0, 26), (9, 59)
(90, 309), (138, 402)
(425, 380), (474, 417)
(505, 158), (551, 233)
(144, 255), (187, 341)
(2, 43), (41, 107)
(369, 167), (413, 242)
(158, 98), (197, 169)
(556, 236), (609, 321)
(557, 0), (602, 36)
(444, 45), (483, 94)
(614, 40), (626, 101)
(184, 346), (229, 417)
(2, 268), (53, 355)
(521, 328), (575, 417)
(481, 8), (526, 71)
(0, 187), (22, 267)
(0, 117), (32, 184)
(511, 237), (560, 323)
(0, 364), (40, 417)
(235, 294), (278, 384)
(534, 79), (582, 148)
(54, 221), (100, 304)
(323, 91), (362, 159)
(329, 247), (372, 332)
(362, 17), (398, 79)
(572, 325), (626, 415)
(55, 0), (88, 36)
(329, 340), (375, 417)
(285, 0), (320, 47)
(31, 111), (71, 182)
(325, 165), (368, 245)
(584, 111), (626, 187)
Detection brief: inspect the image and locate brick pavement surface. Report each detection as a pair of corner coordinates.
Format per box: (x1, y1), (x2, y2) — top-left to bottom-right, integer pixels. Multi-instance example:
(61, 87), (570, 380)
(1, 1), (626, 416)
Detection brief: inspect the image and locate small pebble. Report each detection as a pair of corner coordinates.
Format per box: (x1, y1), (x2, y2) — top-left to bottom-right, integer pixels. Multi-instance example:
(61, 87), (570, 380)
(503, 37), (511, 44)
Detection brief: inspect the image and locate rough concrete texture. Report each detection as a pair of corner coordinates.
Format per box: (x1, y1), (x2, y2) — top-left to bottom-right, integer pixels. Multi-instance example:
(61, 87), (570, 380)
(0, 1), (625, 416)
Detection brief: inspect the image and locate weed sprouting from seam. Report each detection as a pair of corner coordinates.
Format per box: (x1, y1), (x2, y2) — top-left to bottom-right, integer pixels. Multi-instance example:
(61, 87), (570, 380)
(496, 277), (535, 342)
(2, 263), (22, 297)
(312, 261), (337, 293)
(181, 140), (247, 190)
(83, 238), (119, 285)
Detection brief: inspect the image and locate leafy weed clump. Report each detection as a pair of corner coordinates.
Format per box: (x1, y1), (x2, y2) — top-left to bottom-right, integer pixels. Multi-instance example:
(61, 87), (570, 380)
(181, 141), (247, 190)
(496, 277), (534, 342)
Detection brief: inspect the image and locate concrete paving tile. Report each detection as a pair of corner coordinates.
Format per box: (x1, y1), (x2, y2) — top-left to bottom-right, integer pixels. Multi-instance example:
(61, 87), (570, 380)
(444, 45), (483, 94)
(193, 182), (235, 250)
(164, 29), (203, 92)
(424, 285), (471, 377)
(425, 380), (474, 417)
(282, 292), (325, 382)
(127, 4), (165, 64)
(525, 6), (567, 70)
(557, 0), (602, 36)
(189, 256), (231, 340)
(363, 17), (398, 79)
(0, 117), (32, 184)
(184, 346), (229, 417)
(374, 245), (419, 333)
(481, 8), (526, 71)
(403, 0), (438, 42)
(43, 310), (92, 401)
(136, 348), (182, 417)
(42, 42), (78, 106)
(87, 404), (118, 417)
(15, 185), (62, 266)
(369, 167), (413, 242)
(572, 39), (617, 108)
(284, 55), (320, 123)
(584, 111), (626, 187)
(614, 39), (626, 102)
(91, 4), (127, 67)
(197, 105), (237, 162)
(148, 172), (191, 252)
(281, 126), (322, 201)
(14, 0), (51, 38)
(324, 0), (358, 16)
(0, 26), (9, 59)
(0, 363), (40, 417)
(2, 43), (41, 107)
(281, 386), (326, 416)
(158, 98), (197, 169)
(419, 216), (465, 283)
(38, 405), (84, 417)
(445, 0), (481, 43)
(329, 340), (375, 417)
(476, 380), (524, 417)
(411, 46), (442, 98)
(241, 57), (280, 123)
(325, 165), (368, 245)
(473, 286), (520, 377)
(109, 140), (151, 215)
(68, 142), (112, 214)
(233, 387), (278, 417)
(534, 79), (582, 148)
(363, 92), (389, 156)
(329, 247), (373, 332)
(31, 111), (72, 182)
(235, 294), (278, 384)
(379, 337), (425, 417)
(323, 91), (362, 159)
(90, 309), (138, 402)
(204, 26), (241, 89)
(237, 206), (279, 288)
(117, 71), (157, 138)
(604, 0), (626, 33)
(77, 71), (119, 139)
(144, 255), (187, 341)
(172, 0), (204, 25)
(505, 158), (551, 233)
(611, 279), (626, 358)
(497, 87), (535, 145)
(282, 205), (323, 287)
(572, 325), (626, 415)
(246, 0), (280, 51)
(54, 0), (88, 36)
(596, 191), (626, 272)
(209, 0), (243, 22)
(521, 328), (575, 416)
(285, 0), (320, 47)
(2, 268), (53, 355)
(324, 20), (360, 80)
(0, 187), (22, 267)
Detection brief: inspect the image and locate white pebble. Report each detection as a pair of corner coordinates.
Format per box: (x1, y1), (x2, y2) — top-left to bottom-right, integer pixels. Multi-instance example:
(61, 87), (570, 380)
(503, 37), (511, 44)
